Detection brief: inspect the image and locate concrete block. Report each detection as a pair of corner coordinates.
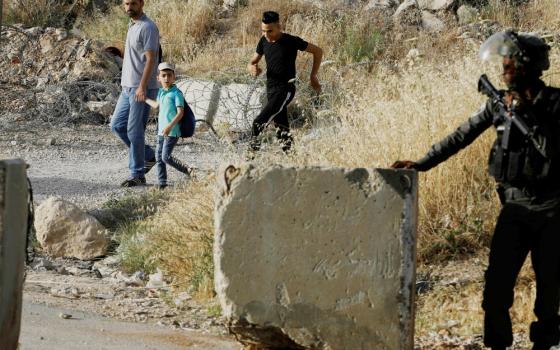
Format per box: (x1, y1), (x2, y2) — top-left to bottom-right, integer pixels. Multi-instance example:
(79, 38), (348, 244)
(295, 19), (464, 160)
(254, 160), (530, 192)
(176, 79), (221, 125)
(214, 165), (418, 350)
(0, 159), (28, 350)
(215, 83), (265, 131)
(176, 79), (265, 131)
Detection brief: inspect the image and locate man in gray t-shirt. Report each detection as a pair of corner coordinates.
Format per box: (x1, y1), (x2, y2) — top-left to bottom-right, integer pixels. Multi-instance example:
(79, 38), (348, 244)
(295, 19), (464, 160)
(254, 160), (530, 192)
(110, 0), (160, 187)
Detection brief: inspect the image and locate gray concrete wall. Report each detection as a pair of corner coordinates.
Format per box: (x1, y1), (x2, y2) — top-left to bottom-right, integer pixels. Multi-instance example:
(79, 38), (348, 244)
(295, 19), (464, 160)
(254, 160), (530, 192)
(214, 165), (418, 350)
(0, 159), (28, 350)
(176, 79), (264, 131)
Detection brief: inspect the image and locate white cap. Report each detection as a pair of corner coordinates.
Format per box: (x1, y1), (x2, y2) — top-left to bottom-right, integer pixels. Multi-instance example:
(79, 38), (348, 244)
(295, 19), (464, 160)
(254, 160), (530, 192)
(158, 62), (175, 72)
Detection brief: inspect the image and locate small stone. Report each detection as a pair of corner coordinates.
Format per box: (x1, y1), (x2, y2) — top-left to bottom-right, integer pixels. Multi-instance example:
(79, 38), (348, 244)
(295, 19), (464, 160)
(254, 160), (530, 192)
(146, 269), (165, 289)
(10, 140), (17, 146)
(48, 138), (56, 146)
(55, 29), (68, 41)
(58, 313), (72, 319)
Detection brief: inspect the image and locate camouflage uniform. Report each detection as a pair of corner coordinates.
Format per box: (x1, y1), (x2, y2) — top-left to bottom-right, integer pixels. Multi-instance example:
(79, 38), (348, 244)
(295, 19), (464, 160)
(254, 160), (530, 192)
(415, 80), (560, 349)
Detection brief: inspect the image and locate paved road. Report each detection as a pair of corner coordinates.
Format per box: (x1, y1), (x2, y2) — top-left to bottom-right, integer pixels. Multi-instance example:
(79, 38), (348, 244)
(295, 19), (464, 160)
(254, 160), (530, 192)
(19, 301), (240, 350)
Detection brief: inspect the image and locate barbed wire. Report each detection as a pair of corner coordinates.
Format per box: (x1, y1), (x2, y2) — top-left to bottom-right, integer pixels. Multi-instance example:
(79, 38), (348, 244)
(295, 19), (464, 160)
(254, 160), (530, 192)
(1, 24), (345, 144)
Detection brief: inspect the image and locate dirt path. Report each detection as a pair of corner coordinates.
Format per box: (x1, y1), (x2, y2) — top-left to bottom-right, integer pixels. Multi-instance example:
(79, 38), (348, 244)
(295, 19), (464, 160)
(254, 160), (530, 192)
(0, 122), (229, 209)
(20, 301), (238, 350)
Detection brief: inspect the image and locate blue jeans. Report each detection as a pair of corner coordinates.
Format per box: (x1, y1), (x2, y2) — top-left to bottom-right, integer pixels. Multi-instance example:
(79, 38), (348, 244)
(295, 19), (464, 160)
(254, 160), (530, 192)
(111, 87), (158, 178)
(156, 136), (189, 185)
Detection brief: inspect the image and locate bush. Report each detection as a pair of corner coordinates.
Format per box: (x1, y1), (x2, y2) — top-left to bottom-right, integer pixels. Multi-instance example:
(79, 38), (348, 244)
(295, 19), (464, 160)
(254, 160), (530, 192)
(4, 0), (82, 28)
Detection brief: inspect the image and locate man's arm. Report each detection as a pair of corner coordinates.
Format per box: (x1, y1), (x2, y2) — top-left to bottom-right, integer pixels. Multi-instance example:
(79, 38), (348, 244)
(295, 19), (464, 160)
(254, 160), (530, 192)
(135, 49), (156, 102)
(392, 101), (495, 171)
(305, 43), (323, 93)
(248, 53), (263, 77)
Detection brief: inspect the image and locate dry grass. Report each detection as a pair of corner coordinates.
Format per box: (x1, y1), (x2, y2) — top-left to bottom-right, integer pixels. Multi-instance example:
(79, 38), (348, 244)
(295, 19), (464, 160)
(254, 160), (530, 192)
(416, 258), (537, 337)
(482, 0), (560, 31)
(3, 0), (80, 28)
(80, 0), (217, 62)
(116, 178), (216, 297)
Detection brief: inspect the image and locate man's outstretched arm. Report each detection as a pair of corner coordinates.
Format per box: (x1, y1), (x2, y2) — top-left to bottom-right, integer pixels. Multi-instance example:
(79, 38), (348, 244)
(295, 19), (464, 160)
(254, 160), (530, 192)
(248, 53), (263, 77)
(305, 43), (323, 93)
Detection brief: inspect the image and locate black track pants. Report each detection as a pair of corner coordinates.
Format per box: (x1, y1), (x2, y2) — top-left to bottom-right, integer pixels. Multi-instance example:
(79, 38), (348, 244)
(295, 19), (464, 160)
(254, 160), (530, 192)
(482, 200), (560, 349)
(251, 84), (295, 150)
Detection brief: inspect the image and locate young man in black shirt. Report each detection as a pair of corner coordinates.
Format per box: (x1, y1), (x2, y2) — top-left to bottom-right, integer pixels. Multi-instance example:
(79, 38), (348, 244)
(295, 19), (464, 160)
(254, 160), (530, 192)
(247, 11), (323, 152)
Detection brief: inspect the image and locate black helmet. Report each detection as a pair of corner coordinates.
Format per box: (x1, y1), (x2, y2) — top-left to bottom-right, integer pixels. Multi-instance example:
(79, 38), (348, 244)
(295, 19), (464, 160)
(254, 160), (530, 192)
(480, 31), (550, 73)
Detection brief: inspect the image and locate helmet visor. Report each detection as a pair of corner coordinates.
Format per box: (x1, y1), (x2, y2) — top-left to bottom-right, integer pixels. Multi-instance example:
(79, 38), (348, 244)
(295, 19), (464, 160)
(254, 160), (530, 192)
(479, 31), (521, 62)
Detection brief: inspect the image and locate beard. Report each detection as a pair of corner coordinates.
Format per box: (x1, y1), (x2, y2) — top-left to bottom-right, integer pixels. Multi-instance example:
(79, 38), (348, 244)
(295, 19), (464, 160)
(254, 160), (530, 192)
(126, 10), (138, 18)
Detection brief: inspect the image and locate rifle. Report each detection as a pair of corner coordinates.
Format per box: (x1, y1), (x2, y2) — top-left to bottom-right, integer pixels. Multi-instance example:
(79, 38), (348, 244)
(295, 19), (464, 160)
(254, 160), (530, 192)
(477, 74), (547, 158)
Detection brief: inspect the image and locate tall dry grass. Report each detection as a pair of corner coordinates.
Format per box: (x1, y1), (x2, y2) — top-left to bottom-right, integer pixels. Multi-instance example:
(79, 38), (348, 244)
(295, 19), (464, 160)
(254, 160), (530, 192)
(482, 0), (560, 31)
(80, 0), (216, 62)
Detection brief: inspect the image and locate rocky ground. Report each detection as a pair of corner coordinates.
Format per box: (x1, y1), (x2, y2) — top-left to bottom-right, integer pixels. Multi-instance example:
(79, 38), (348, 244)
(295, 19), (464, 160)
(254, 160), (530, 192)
(24, 255), (227, 335)
(1, 117), (240, 347)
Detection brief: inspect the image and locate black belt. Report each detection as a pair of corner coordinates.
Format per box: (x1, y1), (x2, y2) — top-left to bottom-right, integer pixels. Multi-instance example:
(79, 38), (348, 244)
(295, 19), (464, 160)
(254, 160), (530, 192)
(503, 186), (560, 201)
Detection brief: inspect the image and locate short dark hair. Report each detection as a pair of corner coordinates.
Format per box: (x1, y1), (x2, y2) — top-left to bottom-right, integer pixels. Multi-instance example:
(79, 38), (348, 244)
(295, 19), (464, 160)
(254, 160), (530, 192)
(262, 11), (280, 24)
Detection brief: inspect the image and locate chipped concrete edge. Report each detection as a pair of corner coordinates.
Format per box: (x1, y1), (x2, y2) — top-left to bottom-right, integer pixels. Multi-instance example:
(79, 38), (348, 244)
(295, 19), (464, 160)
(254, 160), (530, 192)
(397, 169), (418, 350)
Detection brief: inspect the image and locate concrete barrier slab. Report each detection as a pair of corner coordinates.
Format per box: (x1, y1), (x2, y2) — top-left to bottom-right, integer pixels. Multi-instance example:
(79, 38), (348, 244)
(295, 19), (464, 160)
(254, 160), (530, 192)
(0, 159), (29, 350)
(176, 79), (220, 124)
(176, 79), (265, 131)
(215, 83), (265, 131)
(214, 165), (418, 350)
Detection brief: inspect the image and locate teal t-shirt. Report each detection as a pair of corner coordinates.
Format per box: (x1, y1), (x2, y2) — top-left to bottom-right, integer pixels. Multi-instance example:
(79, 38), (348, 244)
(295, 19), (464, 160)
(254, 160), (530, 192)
(157, 85), (185, 137)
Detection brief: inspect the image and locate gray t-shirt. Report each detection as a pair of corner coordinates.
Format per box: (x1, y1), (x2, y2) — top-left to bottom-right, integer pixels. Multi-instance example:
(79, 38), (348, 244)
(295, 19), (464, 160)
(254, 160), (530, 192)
(121, 14), (159, 89)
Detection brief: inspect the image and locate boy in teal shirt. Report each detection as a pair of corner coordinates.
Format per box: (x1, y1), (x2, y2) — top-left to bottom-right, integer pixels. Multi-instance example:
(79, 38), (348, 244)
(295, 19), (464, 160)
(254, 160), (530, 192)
(146, 62), (191, 189)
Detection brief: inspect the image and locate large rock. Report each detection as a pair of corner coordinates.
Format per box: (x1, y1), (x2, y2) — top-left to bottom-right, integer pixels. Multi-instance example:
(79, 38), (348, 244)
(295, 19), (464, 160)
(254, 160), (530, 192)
(417, 0), (455, 10)
(35, 197), (109, 260)
(365, 0), (399, 10)
(421, 10), (445, 32)
(215, 165), (418, 350)
(176, 79), (221, 125)
(393, 0), (422, 27)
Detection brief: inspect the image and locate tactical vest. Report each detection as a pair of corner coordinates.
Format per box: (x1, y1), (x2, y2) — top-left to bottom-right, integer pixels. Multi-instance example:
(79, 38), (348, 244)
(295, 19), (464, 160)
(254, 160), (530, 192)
(488, 87), (560, 187)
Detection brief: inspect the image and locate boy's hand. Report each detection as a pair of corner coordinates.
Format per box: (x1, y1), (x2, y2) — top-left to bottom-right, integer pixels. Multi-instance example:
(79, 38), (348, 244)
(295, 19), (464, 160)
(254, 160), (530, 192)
(163, 125), (172, 136)
(145, 98), (159, 109)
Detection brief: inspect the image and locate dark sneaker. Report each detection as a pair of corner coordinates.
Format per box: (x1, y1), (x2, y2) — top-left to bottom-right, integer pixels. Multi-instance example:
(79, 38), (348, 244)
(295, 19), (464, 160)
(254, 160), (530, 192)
(156, 184), (168, 190)
(120, 177), (146, 187)
(185, 165), (195, 179)
(144, 157), (156, 174)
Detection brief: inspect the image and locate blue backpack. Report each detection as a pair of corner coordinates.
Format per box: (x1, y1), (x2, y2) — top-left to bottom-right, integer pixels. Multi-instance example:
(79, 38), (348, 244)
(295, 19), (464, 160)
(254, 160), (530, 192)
(179, 101), (196, 138)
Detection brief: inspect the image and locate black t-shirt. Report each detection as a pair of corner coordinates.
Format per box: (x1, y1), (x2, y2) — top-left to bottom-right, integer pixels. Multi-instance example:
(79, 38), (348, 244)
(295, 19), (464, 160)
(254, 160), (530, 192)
(256, 33), (308, 88)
